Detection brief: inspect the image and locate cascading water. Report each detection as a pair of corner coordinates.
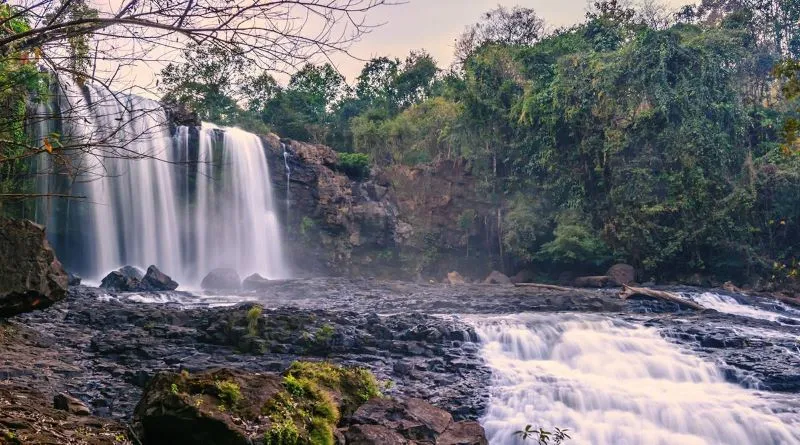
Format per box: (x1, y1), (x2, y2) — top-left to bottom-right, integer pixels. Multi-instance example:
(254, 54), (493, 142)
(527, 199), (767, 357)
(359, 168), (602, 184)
(282, 142), (291, 218)
(472, 314), (800, 445)
(34, 83), (288, 285)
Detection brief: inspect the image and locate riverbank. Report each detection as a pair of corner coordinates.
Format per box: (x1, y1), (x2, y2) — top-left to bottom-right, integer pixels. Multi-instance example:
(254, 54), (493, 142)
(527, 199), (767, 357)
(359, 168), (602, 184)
(1, 279), (799, 443)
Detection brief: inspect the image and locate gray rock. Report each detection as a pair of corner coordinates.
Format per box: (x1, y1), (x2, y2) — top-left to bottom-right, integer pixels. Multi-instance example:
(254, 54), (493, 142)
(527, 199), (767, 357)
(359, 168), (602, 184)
(0, 217), (68, 317)
(53, 393), (91, 416)
(201, 268), (241, 291)
(242, 273), (270, 291)
(142, 265), (179, 291)
(606, 264), (636, 286)
(483, 271), (512, 285)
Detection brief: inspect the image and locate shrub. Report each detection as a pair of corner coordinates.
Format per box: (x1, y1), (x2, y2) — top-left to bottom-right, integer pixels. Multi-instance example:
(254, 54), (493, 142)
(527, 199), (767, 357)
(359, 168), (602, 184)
(336, 152), (370, 180)
(246, 305), (263, 337)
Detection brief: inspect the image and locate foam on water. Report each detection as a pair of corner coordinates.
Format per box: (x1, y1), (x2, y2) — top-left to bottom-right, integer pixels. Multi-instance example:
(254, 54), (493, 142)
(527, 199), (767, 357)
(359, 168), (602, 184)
(472, 313), (800, 445)
(688, 292), (800, 324)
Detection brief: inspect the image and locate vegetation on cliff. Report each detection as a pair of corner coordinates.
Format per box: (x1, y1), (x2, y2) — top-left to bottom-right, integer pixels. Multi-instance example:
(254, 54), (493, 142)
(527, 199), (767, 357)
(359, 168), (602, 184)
(160, 1), (800, 286)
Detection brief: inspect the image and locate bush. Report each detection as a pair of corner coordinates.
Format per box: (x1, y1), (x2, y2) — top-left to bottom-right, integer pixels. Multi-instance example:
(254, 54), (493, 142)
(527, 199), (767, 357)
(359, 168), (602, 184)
(336, 152), (371, 180)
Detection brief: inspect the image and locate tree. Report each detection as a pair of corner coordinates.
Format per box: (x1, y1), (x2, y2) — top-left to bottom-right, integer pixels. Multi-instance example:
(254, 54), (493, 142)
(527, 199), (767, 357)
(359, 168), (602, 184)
(0, 0), (389, 201)
(454, 6), (546, 65)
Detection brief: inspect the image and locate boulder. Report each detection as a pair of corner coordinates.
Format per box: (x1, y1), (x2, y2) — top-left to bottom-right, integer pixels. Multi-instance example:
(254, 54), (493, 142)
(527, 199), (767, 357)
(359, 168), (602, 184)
(344, 424), (407, 445)
(134, 368), (282, 445)
(574, 276), (611, 288)
(349, 397), (487, 445)
(0, 217), (68, 317)
(67, 272), (81, 286)
(511, 269), (535, 284)
(446, 271), (466, 285)
(53, 393), (91, 416)
(101, 266), (145, 292)
(723, 281), (742, 293)
(142, 265), (179, 291)
(606, 263), (636, 286)
(242, 273), (270, 291)
(483, 270), (512, 285)
(201, 268), (241, 291)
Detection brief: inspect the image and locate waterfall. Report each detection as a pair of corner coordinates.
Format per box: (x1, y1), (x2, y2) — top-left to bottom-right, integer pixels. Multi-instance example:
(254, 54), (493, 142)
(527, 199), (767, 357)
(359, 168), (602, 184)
(472, 314), (800, 445)
(34, 83), (288, 285)
(282, 142), (291, 218)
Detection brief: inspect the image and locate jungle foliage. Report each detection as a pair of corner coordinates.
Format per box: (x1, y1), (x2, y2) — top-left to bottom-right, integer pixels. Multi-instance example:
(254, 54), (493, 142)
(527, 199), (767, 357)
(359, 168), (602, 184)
(159, 1), (800, 283)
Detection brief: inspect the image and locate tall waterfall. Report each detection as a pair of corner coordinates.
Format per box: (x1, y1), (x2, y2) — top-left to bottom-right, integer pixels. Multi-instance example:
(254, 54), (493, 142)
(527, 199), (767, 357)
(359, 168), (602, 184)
(35, 83), (288, 285)
(473, 314), (800, 445)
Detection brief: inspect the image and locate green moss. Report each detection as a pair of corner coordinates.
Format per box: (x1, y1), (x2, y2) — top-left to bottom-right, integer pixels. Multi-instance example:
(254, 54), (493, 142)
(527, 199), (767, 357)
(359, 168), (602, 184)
(215, 380), (242, 408)
(261, 362), (381, 445)
(285, 361), (381, 416)
(336, 152), (370, 180)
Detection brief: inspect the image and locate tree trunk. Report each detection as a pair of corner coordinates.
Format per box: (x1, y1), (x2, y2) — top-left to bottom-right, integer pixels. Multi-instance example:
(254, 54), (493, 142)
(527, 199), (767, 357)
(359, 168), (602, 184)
(619, 285), (705, 311)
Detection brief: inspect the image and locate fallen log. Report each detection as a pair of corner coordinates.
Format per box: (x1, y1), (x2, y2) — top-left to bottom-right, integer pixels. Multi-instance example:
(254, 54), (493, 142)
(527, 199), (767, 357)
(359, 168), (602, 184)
(513, 282), (574, 292)
(619, 284), (705, 311)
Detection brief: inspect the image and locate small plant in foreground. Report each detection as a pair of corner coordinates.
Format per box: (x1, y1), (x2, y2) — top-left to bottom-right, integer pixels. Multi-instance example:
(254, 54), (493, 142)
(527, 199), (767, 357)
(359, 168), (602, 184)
(215, 380), (242, 408)
(247, 305), (263, 336)
(514, 425), (571, 444)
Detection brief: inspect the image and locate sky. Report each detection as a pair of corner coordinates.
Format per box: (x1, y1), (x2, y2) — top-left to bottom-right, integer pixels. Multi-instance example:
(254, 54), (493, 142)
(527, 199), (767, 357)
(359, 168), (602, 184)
(328, 0), (695, 82)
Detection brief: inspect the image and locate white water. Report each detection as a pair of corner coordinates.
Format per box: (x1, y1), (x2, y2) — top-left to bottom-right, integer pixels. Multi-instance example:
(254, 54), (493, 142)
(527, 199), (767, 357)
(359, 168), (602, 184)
(38, 84), (288, 284)
(689, 292), (800, 324)
(473, 314), (800, 445)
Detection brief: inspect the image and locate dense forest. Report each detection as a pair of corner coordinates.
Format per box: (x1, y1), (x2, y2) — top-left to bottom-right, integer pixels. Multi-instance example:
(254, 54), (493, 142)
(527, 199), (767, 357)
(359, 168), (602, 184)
(155, 0), (800, 286)
(2, 0), (800, 286)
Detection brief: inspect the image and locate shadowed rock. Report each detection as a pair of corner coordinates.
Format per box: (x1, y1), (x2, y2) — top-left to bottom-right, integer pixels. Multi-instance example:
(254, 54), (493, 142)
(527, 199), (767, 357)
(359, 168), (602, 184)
(0, 218), (68, 317)
(142, 265), (179, 291)
(242, 273), (270, 291)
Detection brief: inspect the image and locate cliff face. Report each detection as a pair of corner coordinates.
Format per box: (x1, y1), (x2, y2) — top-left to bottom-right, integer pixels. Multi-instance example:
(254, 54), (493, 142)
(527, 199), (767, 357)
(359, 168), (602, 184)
(262, 135), (501, 280)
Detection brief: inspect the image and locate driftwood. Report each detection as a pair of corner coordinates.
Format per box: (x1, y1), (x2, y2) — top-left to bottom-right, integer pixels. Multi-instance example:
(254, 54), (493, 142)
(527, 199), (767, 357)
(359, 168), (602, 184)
(619, 284), (705, 311)
(513, 282), (573, 292)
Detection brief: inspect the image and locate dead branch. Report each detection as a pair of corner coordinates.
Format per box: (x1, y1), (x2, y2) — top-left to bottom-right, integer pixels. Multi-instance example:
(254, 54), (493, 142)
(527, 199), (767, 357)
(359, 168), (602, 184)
(619, 284), (705, 311)
(513, 282), (573, 292)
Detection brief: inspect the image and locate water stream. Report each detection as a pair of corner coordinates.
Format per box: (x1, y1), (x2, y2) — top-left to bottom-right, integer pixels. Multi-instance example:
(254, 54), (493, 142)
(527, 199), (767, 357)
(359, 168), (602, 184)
(473, 313), (800, 445)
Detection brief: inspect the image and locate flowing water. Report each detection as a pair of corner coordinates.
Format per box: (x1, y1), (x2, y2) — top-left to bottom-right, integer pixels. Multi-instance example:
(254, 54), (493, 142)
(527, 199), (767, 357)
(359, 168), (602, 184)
(472, 313), (800, 445)
(33, 84), (288, 284)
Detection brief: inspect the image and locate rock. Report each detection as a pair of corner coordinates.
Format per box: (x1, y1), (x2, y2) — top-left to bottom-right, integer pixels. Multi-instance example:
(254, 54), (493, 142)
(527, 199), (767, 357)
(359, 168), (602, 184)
(67, 272), (82, 286)
(142, 265), (179, 291)
(53, 393), (91, 416)
(447, 272), (466, 285)
(134, 368), (283, 445)
(119, 265), (145, 280)
(511, 269), (535, 284)
(242, 273), (270, 291)
(201, 268), (241, 291)
(557, 271), (576, 286)
(438, 421), (489, 445)
(101, 269), (143, 292)
(0, 386), (131, 444)
(0, 217), (68, 317)
(344, 424), (408, 445)
(723, 281), (742, 293)
(574, 276), (611, 288)
(483, 271), (512, 285)
(349, 398), (487, 444)
(606, 263), (636, 286)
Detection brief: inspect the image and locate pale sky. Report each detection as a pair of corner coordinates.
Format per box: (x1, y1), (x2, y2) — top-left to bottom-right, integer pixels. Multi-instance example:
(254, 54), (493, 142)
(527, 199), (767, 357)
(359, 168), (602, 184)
(328, 0), (695, 82)
(112, 0), (695, 96)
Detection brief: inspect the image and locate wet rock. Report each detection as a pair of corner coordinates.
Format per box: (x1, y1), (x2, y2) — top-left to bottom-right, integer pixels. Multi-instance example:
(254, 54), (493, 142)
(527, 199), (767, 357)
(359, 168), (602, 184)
(438, 421), (489, 445)
(0, 217), (68, 317)
(142, 265), (179, 291)
(54, 393), (91, 416)
(119, 265), (145, 280)
(447, 272), (466, 285)
(201, 268), (241, 291)
(101, 270), (142, 292)
(242, 273), (270, 291)
(483, 271), (511, 285)
(68, 272), (82, 286)
(606, 264), (636, 286)
(574, 276), (611, 288)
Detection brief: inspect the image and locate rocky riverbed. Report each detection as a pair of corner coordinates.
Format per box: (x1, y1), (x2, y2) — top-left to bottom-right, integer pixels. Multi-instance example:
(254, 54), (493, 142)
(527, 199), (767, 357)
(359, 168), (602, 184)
(1, 278), (799, 444)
